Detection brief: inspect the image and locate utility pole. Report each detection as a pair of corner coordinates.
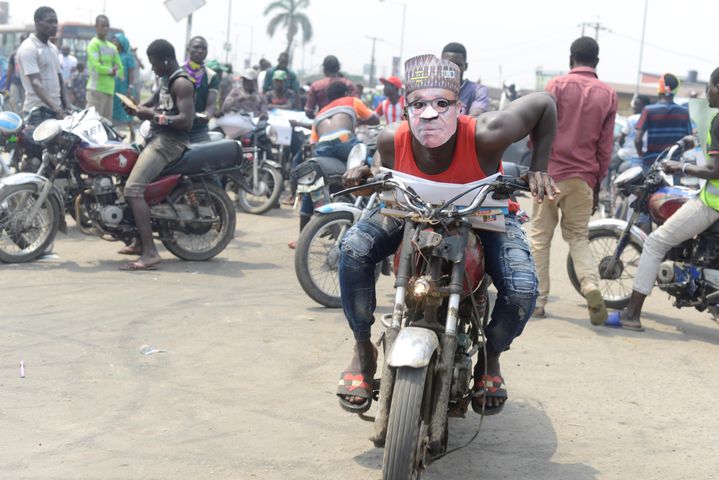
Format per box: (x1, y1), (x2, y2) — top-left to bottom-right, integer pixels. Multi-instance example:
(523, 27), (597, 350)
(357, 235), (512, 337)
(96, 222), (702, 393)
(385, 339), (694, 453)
(634, 0), (649, 97)
(224, 0), (232, 64)
(366, 36), (383, 88)
(578, 21), (610, 41)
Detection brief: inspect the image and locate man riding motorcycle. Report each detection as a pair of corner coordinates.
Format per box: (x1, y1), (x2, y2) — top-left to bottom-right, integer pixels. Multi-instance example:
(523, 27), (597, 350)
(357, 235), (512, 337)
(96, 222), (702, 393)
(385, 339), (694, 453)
(606, 67), (719, 331)
(337, 54), (558, 415)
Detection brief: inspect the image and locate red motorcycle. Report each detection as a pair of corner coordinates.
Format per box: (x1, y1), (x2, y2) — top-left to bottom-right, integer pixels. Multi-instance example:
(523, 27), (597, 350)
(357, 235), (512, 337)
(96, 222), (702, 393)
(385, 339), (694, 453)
(0, 108), (240, 263)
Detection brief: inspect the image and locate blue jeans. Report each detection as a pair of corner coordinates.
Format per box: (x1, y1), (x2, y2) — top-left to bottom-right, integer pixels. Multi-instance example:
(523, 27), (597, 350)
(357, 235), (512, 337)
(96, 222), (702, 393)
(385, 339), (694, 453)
(300, 136), (360, 218)
(338, 211), (539, 356)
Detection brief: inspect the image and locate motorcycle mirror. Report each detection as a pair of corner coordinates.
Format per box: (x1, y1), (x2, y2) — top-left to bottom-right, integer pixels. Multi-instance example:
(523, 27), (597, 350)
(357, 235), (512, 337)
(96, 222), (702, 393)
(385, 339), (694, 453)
(347, 143), (368, 170)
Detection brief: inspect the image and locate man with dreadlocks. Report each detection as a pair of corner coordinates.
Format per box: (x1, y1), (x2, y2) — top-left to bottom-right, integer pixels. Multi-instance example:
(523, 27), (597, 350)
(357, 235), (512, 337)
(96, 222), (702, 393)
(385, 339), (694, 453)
(336, 53), (558, 417)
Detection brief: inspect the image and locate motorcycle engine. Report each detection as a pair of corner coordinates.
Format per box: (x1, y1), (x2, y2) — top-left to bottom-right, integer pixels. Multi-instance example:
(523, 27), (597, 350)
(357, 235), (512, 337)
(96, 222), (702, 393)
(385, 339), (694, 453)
(100, 205), (124, 225)
(92, 176), (116, 204)
(656, 261), (696, 297)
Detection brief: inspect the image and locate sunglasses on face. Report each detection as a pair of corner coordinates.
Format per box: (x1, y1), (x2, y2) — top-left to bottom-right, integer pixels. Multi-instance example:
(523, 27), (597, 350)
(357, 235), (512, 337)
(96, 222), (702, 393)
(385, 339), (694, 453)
(407, 98), (458, 115)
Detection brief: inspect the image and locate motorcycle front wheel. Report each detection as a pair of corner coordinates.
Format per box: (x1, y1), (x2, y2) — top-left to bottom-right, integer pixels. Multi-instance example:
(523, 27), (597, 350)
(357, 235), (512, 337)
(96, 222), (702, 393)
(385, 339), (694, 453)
(383, 365), (431, 480)
(229, 165), (283, 215)
(294, 211), (354, 308)
(161, 182), (236, 261)
(0, 184), (61, 263)
(567, 227), (643, 309)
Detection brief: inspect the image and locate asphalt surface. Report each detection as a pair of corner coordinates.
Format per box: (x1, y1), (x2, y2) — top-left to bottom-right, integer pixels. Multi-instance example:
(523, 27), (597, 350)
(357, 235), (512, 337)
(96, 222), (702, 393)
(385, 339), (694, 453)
(2, 199), (718, 479)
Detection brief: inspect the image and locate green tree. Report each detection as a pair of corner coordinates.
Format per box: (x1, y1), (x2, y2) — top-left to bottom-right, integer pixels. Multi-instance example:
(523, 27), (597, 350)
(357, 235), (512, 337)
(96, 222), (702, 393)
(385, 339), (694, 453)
(264, 0), (313, 59)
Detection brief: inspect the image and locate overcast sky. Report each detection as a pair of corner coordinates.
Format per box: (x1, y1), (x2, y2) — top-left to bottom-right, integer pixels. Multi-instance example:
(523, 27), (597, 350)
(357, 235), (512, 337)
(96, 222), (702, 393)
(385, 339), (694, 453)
(9, 0), (717, 89)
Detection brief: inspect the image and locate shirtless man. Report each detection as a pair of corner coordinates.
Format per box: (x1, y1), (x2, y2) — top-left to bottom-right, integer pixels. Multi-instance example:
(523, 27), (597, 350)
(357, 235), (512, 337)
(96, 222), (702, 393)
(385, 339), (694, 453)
(288, 81), (379, 248)
(336, 54), (558, 416)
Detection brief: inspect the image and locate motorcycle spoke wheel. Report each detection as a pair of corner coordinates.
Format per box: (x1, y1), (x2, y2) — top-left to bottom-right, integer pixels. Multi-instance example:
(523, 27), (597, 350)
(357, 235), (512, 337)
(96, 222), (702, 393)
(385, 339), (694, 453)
(0, 185), (60, 263)
(294, 213), (353, 308)
(231, 166), (283, 215)
(161, 183), (236, 261)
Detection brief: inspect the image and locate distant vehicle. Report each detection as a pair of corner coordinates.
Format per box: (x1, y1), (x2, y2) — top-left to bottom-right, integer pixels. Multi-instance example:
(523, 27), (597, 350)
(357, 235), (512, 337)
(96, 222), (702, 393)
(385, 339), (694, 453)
(0, 23), (124, 64)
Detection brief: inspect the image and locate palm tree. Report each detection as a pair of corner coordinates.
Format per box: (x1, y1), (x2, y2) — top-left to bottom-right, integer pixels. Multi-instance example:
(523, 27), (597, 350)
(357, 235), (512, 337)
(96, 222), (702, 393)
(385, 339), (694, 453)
(264, 0), (313, 58)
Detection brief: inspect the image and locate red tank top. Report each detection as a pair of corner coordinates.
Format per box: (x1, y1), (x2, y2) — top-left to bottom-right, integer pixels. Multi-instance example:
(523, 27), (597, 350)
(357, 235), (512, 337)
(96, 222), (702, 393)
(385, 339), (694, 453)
(393, 115), (518, 212)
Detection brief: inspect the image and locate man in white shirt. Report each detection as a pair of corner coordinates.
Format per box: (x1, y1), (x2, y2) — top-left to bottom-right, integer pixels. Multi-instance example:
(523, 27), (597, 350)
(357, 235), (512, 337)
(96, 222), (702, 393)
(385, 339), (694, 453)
(17, 6), (69, 118)
(58, 44), (77, 86)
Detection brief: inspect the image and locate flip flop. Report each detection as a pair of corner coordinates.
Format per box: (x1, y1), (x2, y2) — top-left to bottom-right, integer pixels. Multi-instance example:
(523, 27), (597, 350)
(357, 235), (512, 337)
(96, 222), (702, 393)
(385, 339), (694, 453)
(119, 260), (159, 271)
(471, 374), (508, 416)
(336, 371), (377, 414)
(605, 311), (645, 332)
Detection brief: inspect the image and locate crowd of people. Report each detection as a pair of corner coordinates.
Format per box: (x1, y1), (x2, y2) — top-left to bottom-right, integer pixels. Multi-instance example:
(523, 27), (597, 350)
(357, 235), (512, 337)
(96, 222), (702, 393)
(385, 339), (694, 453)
(8, 5), (719, 418)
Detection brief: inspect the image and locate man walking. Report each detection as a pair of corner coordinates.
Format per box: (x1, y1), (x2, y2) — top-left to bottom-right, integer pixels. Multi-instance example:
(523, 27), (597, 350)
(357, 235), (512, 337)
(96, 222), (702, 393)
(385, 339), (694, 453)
(86, 14), (123, 119)
(529, 37), (617, 323)
(441, 42), (490, 117)
(17, 7), (70, 122)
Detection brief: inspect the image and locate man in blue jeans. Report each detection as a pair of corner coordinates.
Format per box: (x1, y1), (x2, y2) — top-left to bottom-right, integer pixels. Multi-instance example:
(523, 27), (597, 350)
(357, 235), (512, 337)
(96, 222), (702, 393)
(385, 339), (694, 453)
(288, 81), (378, 248)
(336, 54), (558, 415)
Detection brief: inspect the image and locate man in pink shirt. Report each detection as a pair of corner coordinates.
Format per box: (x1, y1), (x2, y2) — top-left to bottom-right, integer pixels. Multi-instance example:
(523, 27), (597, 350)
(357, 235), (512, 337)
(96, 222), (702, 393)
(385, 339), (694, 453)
(529, 37), (617, 323)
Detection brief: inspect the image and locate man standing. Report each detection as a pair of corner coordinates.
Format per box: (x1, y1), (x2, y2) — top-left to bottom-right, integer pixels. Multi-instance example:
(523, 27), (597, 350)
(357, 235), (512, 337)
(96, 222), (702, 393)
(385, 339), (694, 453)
(441, 42), (490, 117)
(86, 15), (123, 120)
(262, 52), (299, 102)
(529, 37), (617, 323)
(304, 55), (356, 118)
(183, 36), (219, 143)
(617, 95), (651, 166)
(256, 58), (272, 94)
(119, 39), (195, 271)
(264, 70), (297, 110)
(337, 54), (558, 416)
(635, 73), (693, 169)
(58, 45), (77, 87)
(16, 7), (70, 121)
(374, 76), (405, 124)
(222, 68), (267, 116)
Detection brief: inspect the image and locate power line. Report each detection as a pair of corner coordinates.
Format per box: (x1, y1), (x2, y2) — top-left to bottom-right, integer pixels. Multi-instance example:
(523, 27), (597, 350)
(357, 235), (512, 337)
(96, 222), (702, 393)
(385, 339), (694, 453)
(610, 30), (717, 65)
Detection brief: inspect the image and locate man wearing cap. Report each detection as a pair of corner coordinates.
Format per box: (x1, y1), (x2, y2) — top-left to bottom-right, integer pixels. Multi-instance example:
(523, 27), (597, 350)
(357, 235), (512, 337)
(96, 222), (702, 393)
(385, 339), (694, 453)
(265, 70), (298, 110)
(222, 68), (267, 117)
(183, 36), (219, 143)
(336, 54), (558, 417)
(305, 55), (356, 118)
(635, 73), (693, 169)
(262, 52), (300, 105)
(374, 76), (405, 124)
(441, 42), (489, 117)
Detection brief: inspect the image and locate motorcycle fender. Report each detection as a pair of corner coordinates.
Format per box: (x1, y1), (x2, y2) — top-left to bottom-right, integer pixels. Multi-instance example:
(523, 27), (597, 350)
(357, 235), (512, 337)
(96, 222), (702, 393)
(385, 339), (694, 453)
(386, 327), (439, 369)
(314, 202), (363, 222)
(588, 217), (647, 246)
(263, 159), (282, 170)
(0, 172), (67, 233)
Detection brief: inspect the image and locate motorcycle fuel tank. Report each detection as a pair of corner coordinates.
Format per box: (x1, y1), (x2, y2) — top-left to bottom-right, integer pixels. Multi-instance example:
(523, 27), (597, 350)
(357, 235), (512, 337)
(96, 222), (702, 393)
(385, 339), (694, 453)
(76, 142), (139, 175)
(649, 186), (695, 225)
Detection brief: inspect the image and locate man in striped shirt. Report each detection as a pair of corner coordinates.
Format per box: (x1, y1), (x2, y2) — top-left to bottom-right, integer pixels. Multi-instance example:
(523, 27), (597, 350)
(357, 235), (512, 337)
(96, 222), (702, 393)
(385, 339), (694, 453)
(374, 76), (405, 124)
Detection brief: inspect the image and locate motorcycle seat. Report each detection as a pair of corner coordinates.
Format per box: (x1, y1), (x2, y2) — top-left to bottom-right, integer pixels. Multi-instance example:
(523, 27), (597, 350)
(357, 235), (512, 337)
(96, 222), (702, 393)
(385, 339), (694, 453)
(161, 139), (241, 175)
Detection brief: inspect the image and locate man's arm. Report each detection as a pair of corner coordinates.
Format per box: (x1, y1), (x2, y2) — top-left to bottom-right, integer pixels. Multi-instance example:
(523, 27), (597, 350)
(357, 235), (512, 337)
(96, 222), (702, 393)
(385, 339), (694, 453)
(58, 73), (71, 110)
(205, 72), (220, 116)
(665, 117), (719, 180)
(342, 123), (398, 190)
(467, 84), (489, 117)
(114, 51), (124, 80)
(304, 85), (317, 119)
(221, 88), (239, 113)
(129, 78), (195, 130)
(635, 109), (649, 157)
(27, 74), (63, 114)
(596, 94), (618, 182)
(476, 92), (558, 201)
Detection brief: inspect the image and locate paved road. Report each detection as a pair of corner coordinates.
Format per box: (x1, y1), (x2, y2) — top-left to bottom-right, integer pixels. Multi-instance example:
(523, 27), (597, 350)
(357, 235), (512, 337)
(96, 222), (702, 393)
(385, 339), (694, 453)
(2, 201), (718, 479)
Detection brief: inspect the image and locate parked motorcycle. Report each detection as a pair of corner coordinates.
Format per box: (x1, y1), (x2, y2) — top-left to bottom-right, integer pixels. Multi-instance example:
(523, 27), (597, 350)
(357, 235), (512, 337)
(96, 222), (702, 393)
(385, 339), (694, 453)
(212, 112), (283, 214)
(338, 170), (528, 479)
(0, 108), (241, 263)
(567, 143), (719, 320)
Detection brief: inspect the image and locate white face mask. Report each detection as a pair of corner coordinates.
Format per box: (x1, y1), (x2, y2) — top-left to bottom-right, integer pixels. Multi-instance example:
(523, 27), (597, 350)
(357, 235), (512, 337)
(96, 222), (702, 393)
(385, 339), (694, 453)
(407, 89), (460, 148)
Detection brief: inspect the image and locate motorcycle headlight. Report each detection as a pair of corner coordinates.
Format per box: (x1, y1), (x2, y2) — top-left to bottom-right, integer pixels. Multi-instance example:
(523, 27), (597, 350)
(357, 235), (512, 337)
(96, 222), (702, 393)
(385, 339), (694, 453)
(297, 171), (317, 185)
(265, 125), (279, 144)
(347, 143), (368, 170)
(32, 119), (61, 143)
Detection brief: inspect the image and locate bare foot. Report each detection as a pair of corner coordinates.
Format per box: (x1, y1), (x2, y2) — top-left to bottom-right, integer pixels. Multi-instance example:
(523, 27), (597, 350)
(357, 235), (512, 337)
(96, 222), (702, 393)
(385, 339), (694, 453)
(118, 245), (142, 256)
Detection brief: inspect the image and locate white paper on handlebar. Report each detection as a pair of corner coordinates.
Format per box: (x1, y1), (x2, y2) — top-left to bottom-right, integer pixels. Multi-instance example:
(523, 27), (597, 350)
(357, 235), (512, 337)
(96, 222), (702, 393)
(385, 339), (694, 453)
(378, 168), (509, 232)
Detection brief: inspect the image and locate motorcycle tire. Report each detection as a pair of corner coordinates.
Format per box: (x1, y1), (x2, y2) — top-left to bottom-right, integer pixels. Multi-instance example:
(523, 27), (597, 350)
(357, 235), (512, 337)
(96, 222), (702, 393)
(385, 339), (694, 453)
(233, 165), (283, 215)
(161, 182), (236, 261)
(294, 211), (354, 308)
(0, 183), (61, 263)
(383, 365), (430, 480)
(567, 227), (643, 309)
